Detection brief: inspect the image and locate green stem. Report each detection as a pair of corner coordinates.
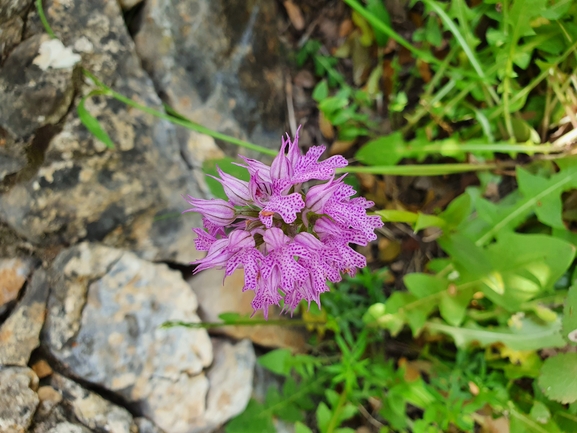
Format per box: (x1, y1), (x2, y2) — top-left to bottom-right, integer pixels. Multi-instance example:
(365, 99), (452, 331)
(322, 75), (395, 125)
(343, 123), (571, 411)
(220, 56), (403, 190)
(326, 390), (348, 433)
(162, 318), (326, 329)
(336, 162), (498, 176)
(82, 69), (278, 156)
(35, 0), (57, 39)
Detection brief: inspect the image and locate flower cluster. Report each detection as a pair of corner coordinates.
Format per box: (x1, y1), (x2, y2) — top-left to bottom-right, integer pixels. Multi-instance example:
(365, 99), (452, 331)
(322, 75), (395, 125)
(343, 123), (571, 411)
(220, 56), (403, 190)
(185, 129), (383, 318)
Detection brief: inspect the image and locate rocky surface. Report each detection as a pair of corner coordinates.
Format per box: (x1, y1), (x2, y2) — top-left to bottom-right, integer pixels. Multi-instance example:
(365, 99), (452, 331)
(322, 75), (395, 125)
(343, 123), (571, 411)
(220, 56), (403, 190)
(189, 269), (307, 352)
(0, 0), (208, 263)
(0, 268), (48, 366)
(0, 367), (39, 433)
(50, 373), (136, 433)
(133, 0), (286, 156)
(0, 0), (32, 24)
(198, 339), (255, 433)
(43, 242), (213, 430)
(0, 256), (35, 316)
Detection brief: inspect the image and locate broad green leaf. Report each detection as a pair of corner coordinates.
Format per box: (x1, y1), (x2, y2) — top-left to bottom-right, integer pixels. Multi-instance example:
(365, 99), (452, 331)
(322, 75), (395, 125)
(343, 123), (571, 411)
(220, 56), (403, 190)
(225, 399), (275, 433)
(538, 353), (577, 404)
(258, 349), (292, 376)
(470, 165), (577, 246)
(294, 422), (313, 433)
(508, 0), (547, 38)
(366, 0), (391, 46)
(554, 410), (577, 432)
(529, 401), (551, 424)
(426, 317), (566, 351)
(563, 282), (577, 344)
(375, 209), (446, 231)
(78, 94), (115, 149)
(517, 167), (564, 228)
(509, 405), (563, 433)
(541, 0), (572, 19)
(316, 402), (332, 433)
(312, 80), (329, 102)
(439, 193), (471, 229)
(355, 132), (405, 166)
(404, 273), (447, 299)
(203, 157), (250, 201)
(266, 385), (303, 422)
(482, 233), (575, 310)
(439, 286), (474, 326)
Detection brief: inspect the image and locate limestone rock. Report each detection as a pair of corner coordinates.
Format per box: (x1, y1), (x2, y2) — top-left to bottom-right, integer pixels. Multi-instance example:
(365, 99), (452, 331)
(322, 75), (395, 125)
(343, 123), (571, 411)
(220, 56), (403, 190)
(0, 15), (23, 60)
(1, 0), (207, 263)
(0, 0), (32, 24)
(0, 256), (35, 316)
(0, 33), (76, 182)
(118, 0), (144, 10)
(50, 373), (136, 433)
(43, 243), (213, 432)
(197, 339), (255, 433)
(135, 418), (165, 433)
(0, 367), (39, 433)
(133, 0), (286, 156)
(189, 269), (307, 352)
(0, 268), (48, 366)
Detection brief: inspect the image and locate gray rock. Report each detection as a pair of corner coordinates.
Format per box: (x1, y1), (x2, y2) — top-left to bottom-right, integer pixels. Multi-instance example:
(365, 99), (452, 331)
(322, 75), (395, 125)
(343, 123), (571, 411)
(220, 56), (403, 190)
(118, 0), (143, 10)
(0, 367), (39, 433)
(196, 339), (255, 433)
(135, 418), (165, 433)
(0, 15), (23, 61)
(1, 0), (207, 263)
(133, 0), (286, 156)
(0, 256), (35, 316)
(43, 242), (213, 432)
(0, 34), (75, 182)
(0, 268), (48, 365)
(0, 0), (32, 24)
(50, 373), (136, 433)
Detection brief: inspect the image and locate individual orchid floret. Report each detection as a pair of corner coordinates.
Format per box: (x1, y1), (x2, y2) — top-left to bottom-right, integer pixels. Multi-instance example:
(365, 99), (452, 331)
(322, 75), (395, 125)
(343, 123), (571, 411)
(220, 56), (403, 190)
(184, 196), (236, 226)
(185, 127), (384, 318)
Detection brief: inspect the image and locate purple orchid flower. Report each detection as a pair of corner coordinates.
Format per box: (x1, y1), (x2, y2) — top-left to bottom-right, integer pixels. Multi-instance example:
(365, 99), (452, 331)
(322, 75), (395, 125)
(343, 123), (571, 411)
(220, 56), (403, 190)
(186, 128), (383, 318)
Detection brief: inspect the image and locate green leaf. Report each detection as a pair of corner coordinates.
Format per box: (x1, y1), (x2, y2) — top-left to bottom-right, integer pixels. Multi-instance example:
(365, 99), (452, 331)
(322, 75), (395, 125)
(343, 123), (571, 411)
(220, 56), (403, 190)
(439, 286), (474, 327)
(78, 94), (115, 149)
(530, 401), (551, 424)
(426, 317), (566, 351)
(202, 157), (250, 201)
(366, 0), (391, 46)
(508, 0), (547, 38)
(541, 0), (572, 19)
(294, 422), (313, 433)
(258, 349), (293, 377)
(510, 405), (563, 433)
(404, 273), (447, 299)
(312, 80), (329, 102)
(225, 399), (275, 433)
(316, 402), (332, 433)
(438, 193), (471, 229)
(355, 132), (405, 166)
(563, 282), (577, 344)
(538, 353), (577, 404)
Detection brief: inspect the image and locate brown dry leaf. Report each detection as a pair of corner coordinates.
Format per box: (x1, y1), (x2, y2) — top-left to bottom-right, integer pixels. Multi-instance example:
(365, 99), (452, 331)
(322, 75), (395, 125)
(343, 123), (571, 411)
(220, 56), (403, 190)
(294, 70), (315, 89)
(352, 36), (372, 86)
(469, 381), (480, 396)
(283, 1), (305, 31)
(480, 416), (510, 433)
(355, 427), (371, 433)
(32, 360), (53, 379)
(356, 172), (376, 190)
(382, 60), (394, 97)
(417, 59), (432, 83)
(339, 19), (354, 37)
(330, 139), (356, 155)
(319, 111), (335, 140)
(398, 357), (420, 382)
(398, 46), (413, 65)
(378, 237), (401, 262)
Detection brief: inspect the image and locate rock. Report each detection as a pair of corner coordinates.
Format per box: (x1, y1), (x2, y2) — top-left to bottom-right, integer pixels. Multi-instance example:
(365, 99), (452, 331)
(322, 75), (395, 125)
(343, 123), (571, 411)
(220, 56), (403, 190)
(43, 243), (213, 432)
(135, 418), (165, 433)
(133, 0), (286, 156)
(0, 0), (32, 24)
(31, 359), (54, 379)
(0, 367), (39, 433)
(0, 256), (35, 316)
(0, 15), (23, 61)
(0, 33), (76, 182)
(35, 386), (63, 420)
(189, 269), (307, 352)
(50, 373), (136, 433)
(194, 339), (255, 433)
(118, 0), (144, 10)
(0, 268), (48, 366)
(1, 0), (208, 263)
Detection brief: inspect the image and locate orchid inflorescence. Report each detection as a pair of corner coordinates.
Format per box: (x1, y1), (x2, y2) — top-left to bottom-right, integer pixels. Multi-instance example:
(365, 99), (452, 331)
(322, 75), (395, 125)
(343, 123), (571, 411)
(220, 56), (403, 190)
(185, 128), (383, 318)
